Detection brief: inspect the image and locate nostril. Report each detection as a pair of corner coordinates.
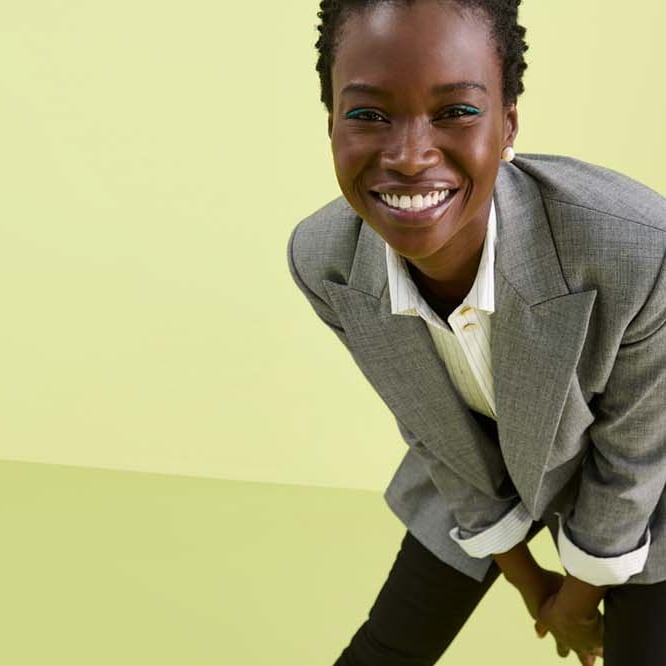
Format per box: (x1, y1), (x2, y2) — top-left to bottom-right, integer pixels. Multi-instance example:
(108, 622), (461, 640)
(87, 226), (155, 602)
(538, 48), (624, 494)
(380, 144), (442, 170)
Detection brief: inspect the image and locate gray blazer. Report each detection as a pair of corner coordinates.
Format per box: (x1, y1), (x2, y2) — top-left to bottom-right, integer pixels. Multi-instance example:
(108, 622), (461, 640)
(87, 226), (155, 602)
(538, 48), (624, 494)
(287, 154), (666, 584)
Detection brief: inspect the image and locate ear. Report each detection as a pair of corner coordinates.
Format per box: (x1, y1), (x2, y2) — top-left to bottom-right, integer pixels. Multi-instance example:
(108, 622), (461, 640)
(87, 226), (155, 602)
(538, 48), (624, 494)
(327, 113), (333, 139)
(504, 103), (519, 147)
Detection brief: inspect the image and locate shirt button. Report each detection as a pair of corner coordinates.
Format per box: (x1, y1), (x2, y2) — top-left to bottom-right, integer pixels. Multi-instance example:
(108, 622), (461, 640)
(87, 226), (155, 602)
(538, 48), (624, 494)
(463, 322), (478, 332)
(460, 306), (473, 315)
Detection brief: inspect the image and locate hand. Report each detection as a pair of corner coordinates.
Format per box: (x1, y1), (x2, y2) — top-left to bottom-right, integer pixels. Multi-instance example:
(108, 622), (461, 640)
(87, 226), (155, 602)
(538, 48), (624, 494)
(537, 591), (604, 665)
(493, 543), (604, 664)
(513, 568), (600, 664)
(516, 567), (564, 625)
(513, 567), (571, 656)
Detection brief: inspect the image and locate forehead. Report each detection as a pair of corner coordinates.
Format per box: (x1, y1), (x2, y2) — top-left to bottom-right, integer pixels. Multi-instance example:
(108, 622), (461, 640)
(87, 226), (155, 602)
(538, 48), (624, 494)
(332, 1), (501, 101)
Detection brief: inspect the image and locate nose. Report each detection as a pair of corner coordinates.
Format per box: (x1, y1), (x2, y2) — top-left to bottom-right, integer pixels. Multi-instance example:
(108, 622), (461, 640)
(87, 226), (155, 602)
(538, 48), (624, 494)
(379, 119), (442, 175)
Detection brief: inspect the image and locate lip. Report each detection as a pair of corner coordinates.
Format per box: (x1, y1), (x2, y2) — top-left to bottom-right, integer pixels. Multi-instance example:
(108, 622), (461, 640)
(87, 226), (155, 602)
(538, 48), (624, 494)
(370, 189), (458, 225)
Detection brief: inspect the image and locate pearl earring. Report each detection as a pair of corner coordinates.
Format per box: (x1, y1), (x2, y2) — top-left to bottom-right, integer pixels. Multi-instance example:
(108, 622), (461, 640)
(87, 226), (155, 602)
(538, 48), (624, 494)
(501, 146), (515, 162)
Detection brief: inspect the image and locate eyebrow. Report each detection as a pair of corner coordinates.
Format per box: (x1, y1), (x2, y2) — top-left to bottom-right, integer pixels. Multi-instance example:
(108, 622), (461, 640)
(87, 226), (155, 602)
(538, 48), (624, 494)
(340, 81), (488, 96)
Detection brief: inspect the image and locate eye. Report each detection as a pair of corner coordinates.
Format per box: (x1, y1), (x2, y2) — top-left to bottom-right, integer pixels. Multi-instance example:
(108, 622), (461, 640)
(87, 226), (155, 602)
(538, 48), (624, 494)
(436, 105), (483, 120)
(344, 108), (387, 122)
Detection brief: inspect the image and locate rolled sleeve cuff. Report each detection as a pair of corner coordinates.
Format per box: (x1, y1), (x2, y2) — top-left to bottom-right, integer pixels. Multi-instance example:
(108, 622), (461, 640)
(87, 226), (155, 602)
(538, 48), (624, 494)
(449, 501), (533, 558)
(557, 515), (651, 586)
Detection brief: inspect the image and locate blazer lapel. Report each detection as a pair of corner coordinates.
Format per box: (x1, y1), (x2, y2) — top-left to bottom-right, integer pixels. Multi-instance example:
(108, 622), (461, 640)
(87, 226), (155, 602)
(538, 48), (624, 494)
(492, 161), (597, 514)
(322, 224), (511, 499)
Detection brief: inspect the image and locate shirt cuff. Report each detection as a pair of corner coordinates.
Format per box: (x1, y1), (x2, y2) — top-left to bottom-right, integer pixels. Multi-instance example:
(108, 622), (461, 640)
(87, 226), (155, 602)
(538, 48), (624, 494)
(557, 514), (651, 586)
(449, 501), (533, 558)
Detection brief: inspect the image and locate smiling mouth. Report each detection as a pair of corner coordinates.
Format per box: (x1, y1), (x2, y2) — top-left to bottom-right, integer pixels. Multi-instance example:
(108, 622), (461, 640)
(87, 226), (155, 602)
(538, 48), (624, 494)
(377, 189), (452, 211)
(370, 188), (458, 221)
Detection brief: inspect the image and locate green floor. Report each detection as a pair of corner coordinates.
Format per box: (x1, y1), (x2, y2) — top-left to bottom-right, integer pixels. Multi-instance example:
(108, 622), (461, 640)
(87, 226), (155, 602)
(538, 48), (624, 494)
(0, 460), (578, 664)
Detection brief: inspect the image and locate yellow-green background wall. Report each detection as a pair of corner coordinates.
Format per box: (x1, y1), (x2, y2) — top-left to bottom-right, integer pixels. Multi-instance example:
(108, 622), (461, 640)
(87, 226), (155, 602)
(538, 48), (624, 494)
(2, 0), (665, 490)
(2, 3), (664, 665)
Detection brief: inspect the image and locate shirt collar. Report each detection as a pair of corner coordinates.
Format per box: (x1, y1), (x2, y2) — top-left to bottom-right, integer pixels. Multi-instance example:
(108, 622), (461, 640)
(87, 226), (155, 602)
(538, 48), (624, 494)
(385, 199), (497, 318)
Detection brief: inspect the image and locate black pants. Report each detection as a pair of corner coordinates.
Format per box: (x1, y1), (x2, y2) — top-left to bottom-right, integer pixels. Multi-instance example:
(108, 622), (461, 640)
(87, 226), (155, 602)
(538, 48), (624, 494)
(334, 527), (666, 666)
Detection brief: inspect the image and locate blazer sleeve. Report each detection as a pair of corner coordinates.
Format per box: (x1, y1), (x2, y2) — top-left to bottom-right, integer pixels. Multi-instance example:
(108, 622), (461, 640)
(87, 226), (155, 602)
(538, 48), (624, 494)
(559, 251), (666, 586)
(287, 225), (533, 557)
(394, 419), (533, 556)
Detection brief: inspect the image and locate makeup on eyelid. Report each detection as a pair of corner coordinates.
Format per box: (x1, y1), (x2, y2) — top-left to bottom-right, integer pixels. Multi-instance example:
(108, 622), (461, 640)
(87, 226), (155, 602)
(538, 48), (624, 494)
(344, 105), (482, 120)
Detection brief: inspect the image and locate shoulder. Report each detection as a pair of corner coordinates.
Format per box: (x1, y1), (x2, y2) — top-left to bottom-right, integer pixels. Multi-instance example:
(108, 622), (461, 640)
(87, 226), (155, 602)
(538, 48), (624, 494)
(512, 154), (666, 314)
(286, 196), (362, 294)
(511, 153), (666, 233)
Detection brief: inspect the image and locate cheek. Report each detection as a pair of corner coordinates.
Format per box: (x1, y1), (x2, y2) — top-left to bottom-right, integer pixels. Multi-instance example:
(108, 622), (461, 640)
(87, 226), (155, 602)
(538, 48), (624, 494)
(332, 140), (367, 185)
(456, 128), (502, 181)
(332, 154), (355, 195)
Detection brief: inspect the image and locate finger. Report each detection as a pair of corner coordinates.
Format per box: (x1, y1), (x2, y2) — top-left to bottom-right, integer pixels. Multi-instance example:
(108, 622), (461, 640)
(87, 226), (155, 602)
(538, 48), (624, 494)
(534, 621), (548, 638)
(577, 645), (604, 666)
(556, 641), (570, 658)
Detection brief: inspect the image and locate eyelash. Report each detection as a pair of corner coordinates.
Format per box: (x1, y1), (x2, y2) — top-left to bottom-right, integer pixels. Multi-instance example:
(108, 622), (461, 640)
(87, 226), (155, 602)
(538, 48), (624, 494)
(440, 105), (482, 119)
(345, 109), (386, 121)
(344, 105), (482, 122)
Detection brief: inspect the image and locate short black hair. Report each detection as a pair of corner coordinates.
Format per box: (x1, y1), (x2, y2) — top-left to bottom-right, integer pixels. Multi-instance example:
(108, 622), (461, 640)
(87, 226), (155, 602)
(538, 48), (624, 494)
(314, 0), (529, 112)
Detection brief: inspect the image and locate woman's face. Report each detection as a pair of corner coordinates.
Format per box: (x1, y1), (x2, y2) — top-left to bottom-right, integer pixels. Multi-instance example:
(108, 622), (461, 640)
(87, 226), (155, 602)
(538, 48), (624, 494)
(329, 0), (518, 262)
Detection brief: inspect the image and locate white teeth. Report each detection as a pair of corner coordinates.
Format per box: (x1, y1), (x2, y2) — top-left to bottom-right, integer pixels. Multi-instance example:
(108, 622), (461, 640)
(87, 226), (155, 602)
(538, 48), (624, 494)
(379, 189), (450, 211)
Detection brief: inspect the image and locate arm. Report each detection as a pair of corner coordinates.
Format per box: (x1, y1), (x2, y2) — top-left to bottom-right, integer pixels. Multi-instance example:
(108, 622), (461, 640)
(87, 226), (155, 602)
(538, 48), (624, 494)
(558, 251), (666, 587)
(396, 419), (534, 556)
(494, 542), (606, 620)
(525, 252), (666, 664)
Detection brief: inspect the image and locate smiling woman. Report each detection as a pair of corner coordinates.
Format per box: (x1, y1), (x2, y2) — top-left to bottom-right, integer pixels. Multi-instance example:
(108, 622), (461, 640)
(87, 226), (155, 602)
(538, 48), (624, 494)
(287, 1), (666, 665)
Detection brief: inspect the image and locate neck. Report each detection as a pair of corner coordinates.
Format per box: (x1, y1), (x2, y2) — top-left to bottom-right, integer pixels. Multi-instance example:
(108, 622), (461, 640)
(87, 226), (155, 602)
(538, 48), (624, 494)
(406, 209), (489, 304)
(408, 248), (483, 305)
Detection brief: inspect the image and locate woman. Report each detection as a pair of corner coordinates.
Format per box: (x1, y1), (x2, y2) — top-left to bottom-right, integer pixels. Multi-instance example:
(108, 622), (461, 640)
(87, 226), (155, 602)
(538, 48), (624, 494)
(287, 1), (666, 664)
